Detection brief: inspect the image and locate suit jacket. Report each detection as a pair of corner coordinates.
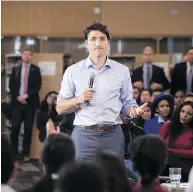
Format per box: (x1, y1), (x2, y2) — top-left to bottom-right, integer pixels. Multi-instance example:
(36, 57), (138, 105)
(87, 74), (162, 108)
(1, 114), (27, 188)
(171, 62), (193, 95)
(131, 64), (170, 90)
(9, 63), (42, 109)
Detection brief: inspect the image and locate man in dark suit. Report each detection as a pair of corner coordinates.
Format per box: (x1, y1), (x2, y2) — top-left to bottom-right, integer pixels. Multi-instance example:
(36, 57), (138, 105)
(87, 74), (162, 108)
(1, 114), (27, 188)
(9, 48), (42, 162)
(131, 46), (170, 91)
(171, 47), (193, 95)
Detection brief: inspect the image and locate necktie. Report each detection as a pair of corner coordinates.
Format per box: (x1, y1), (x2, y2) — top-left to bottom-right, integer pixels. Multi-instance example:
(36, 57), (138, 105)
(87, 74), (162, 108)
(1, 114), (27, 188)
(23, 64), (29, 94)
(146, 66), (151, 89)
(187, 64), (193, 93)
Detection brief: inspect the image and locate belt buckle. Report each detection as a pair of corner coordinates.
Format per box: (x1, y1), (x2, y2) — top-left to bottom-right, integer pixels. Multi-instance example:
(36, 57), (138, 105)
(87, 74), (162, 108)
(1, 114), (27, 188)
(97, 125), (104, 131)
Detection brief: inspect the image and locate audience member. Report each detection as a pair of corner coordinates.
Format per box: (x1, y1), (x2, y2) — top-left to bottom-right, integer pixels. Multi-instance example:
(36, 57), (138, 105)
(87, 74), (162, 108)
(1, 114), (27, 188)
(23, 133), (75, 192)
(58, 162), (104, 192)
(133, 87), (141, 102)
(184, 93), (193, 102)
(1, 135), (16, 192)
(62, 53), (75, 74)
(129, 135), (168, 192)
(159, 101), (193, 181)
(137, 89), (151, 105)
(9, 47), (42, 162)
(144, 93), (174, 135)
(171, 47), (193, 95)
(133, 102), (152, 129)
(174, 90), (185, 108)
(36, 91), (58, 144)
(94, 151), (134, 192)
(150, 89), (163, 103)
(131, 46), (170, 91)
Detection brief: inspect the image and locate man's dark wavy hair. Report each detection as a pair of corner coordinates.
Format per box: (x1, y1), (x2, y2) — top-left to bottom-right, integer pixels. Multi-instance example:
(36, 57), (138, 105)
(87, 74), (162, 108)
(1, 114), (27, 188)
(83, 22), (111, 41)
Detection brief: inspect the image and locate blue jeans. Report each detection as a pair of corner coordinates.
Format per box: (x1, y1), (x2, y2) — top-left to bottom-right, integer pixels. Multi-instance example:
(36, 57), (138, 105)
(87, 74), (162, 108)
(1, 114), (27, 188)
(71, 126), (125, 160)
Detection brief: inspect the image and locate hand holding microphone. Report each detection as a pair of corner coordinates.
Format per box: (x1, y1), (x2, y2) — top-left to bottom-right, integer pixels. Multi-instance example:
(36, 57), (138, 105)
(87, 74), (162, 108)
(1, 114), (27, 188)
(76, 73), (95, 106)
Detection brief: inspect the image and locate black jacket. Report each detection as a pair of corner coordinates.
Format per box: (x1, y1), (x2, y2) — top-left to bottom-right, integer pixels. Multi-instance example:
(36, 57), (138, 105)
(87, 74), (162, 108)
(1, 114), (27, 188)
(131, 64), (170, 91)
(171, 62), (193, 95)
(9, 64), (42, 109)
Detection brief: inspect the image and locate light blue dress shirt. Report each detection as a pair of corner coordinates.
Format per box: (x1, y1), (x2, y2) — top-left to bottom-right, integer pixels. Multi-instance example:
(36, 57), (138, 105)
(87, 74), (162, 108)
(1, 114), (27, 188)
(58, 57), (138, 126)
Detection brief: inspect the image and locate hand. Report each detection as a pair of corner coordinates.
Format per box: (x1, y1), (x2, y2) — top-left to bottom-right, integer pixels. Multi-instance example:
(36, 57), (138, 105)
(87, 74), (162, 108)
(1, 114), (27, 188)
(77, 88), (95, 104)
(133, 81), (144, 89)
(150, 82), (162, 90)
(17, 95), (26, 103)
(129, 103), (148, 118)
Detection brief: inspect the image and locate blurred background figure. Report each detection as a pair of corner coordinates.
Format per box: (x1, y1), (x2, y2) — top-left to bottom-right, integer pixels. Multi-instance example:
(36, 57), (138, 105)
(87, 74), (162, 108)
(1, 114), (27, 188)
(130, 135), (168, 192)
(132, 87), (140, 102)
(58, 162), (104, 192)
(174, 90), (185, 108)
(132, 46), (170, 91)
(36, 91), (58, 145)
(171, 47), (193, 95)
(62, 53), (75, 74)
(184, 93), (193, 102)
(24, 133), (75, 192)
(93, 151), (134, 192)
(150, 88), (163, 103)
(137, 89), (151, 105)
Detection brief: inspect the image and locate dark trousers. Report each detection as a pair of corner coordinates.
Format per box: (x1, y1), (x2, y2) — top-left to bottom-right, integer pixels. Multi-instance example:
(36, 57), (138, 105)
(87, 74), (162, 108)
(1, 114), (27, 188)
(11, 105), (35, 158)
(59, 112), (75, 135)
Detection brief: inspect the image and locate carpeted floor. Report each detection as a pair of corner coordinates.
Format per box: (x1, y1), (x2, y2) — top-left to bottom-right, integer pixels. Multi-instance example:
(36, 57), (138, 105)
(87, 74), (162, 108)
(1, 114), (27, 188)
(10, 161), (44, 192)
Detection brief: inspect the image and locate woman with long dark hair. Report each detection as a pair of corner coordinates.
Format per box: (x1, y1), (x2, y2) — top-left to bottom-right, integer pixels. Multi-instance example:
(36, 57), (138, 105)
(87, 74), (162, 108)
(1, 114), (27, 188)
(159, 101), (193, 181)
(36, 91), (58, 143)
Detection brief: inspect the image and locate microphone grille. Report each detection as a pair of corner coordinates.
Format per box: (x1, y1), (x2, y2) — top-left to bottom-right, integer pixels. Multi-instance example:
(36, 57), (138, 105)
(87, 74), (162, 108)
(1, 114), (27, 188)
(89, 72), (95, 79)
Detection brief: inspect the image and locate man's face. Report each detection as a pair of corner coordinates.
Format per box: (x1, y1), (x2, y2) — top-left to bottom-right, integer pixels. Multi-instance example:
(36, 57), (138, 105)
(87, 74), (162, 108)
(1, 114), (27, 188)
(187, 49), (193, 63)
(143, 47), (154, 64)
(85, 30), (109, 58)
(22, 50), (32, 63)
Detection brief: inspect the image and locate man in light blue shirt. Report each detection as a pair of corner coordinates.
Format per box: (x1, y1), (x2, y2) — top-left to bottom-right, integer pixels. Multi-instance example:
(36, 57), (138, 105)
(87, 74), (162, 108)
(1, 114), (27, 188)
(57, 22), (146, 160)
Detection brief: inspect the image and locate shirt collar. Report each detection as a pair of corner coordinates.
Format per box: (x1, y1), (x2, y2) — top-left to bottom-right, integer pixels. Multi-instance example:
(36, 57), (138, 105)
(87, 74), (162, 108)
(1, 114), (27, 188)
(22, 63), (31, 68)
(187, 61), (193, 68)
(86, 57), (112, 69)
(143, 63), (152, 68)
(158, 115), (169, 123)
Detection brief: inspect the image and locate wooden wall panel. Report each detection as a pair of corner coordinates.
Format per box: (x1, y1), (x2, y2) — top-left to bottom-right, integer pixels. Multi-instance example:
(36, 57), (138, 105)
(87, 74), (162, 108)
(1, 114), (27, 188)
(101, 2), (193, 37)
(27, 2), (53, 36)
(2, 1), (193, 36)
(2, 2), (29, 35)
(51, 2), (101, 36)
(2, 1), (101, 36)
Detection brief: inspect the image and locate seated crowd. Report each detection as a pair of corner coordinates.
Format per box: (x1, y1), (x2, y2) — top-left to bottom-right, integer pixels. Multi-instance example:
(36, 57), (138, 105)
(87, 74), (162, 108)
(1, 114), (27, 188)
(1, 92), (193, 192)
(1, 46), (193, 192)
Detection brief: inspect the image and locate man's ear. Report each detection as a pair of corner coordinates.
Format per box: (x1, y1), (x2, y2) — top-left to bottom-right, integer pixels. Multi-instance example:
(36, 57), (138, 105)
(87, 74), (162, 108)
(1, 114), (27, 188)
(85, 40), (88, 48)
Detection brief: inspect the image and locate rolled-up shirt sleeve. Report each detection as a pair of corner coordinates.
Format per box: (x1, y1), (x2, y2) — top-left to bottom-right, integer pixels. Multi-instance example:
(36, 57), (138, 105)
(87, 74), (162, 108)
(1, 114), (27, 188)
(120, 68), (138, 115)
(57, 67), (75, 101)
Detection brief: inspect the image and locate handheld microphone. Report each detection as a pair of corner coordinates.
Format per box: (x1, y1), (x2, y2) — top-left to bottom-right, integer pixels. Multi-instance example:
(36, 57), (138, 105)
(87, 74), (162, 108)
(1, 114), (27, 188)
(86, 72), (95, 106)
